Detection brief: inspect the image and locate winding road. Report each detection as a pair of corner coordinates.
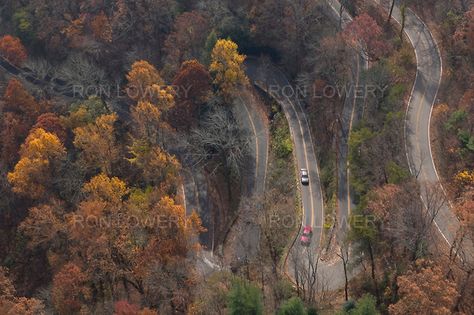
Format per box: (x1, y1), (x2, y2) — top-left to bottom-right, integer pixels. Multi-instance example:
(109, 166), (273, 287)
(245, 57), (325, 250)
(377, 0), (460, 247)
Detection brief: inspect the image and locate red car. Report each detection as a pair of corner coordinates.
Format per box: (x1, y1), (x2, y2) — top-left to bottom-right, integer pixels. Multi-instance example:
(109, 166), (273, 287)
(300, 225), (313, 246)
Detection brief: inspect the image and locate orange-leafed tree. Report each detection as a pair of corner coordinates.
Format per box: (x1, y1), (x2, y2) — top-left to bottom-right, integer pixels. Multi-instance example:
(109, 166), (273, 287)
(169, 60), (211, 131)
(0, 267), (15, 300)
(388, 260), (458, 315)
(62, 14), (87, 49)
(90, 11), (113, 43)
(73, 113), (119, 174)
(19, 200), (66, 250)
(0, 267), (46, 315)
(342, 13), (390, 62)
(0, 35), (28, 66)
(126, 60), (164, 102)
(450, 190), (474, 312)
(6, 297), (46, 315)
(113, 300), (158, 315)
(52, 263), (91, 315)
(8, 128), (66, 199)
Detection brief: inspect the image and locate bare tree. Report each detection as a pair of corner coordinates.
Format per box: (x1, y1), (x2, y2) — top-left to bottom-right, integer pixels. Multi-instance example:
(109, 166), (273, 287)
(383, 182), (447, 260)
(25, 57), (54, 81)
(187, 105), (250, 177)
(290, 245), (321, 303)
(56, 53), (109, 97)
(336, 238), (350, 301)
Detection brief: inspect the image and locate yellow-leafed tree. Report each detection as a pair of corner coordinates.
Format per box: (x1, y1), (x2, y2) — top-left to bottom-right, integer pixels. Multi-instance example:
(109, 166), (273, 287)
(8, 128), (66, 199)
(209, 39), (248, 100)
(73, 113), (119, 174)
(83, 173), (129, 205)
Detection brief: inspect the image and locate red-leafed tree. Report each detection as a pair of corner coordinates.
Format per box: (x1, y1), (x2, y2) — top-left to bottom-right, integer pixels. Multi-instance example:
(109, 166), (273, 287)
(3, 78), (43, 119)
(0, 112), (30, 166)
(113, 300), (157, 315)
(52, 263), (91, 315)
(33, 113), (68, 143)
(0, 35), (27, 66)
(389, 260), (458, 315)
(342, 13), (390, 61)
(1, 79), (46, 166)
(169, 60), (211, 131)
(114, 301), (140, 315)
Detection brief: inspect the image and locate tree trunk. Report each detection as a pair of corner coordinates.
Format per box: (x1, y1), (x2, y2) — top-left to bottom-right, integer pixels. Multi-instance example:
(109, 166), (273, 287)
(400, 5), (407, 42)
(339, 4), (344, 30)
(387, 0), (396, 25)
(343, 258), (349, 301)
(454, 269), (473, 312)
(368, 241), (380, 303)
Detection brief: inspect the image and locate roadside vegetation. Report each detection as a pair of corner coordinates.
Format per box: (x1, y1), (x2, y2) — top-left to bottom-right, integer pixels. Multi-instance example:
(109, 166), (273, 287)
(0, 0), (472, 314)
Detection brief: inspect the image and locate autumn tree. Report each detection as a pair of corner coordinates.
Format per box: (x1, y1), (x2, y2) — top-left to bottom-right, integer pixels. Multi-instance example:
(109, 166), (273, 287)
(127, 140), (181, 187)
(130, 101), (165, 144)
(454, 7), (474, 55)
(0, 35), (28, 66)
(0, 267), (46, 315)
(8, 128), (66, 199)
(0, 112), (30, 166)
(209, 39), (248, 100)
(63, 96), (109, 130)
(1, 58), (44, 166)
(126, 60), (164, 102)
(114, 301), (140, 315)
(52, 263), (91, 315)
(19, 200), (66, 250)
(389, 260), (458, 315)
(449, 190), (474, 312)
(343, 13), (389, 62)
(32, 113), (67, 143)
(90, 11), (112, 43)
(163, 11), (210, 75)
(73, 113), (119, 174)
(3, 78), (43, 120)
(83, 173), (129, 205)
(249, 0), (322, 74)
(114, 301), (157, 315)
(169, 60), (211, 130)
(0, 267), (15, 301)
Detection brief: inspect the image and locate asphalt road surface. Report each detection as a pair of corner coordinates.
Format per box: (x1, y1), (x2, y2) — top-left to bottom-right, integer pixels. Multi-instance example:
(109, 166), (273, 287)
(245, 57), (325, 250)
(377, 0), (460, 247)
(326, 0), (369, 236)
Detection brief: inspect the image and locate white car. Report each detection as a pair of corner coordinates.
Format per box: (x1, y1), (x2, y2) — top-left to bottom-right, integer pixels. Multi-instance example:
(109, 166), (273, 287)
(300, 169), (309, 186)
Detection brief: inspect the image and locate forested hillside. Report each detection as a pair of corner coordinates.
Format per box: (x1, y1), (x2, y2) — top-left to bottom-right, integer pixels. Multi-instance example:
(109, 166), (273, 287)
(0, 0), (473, 314)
